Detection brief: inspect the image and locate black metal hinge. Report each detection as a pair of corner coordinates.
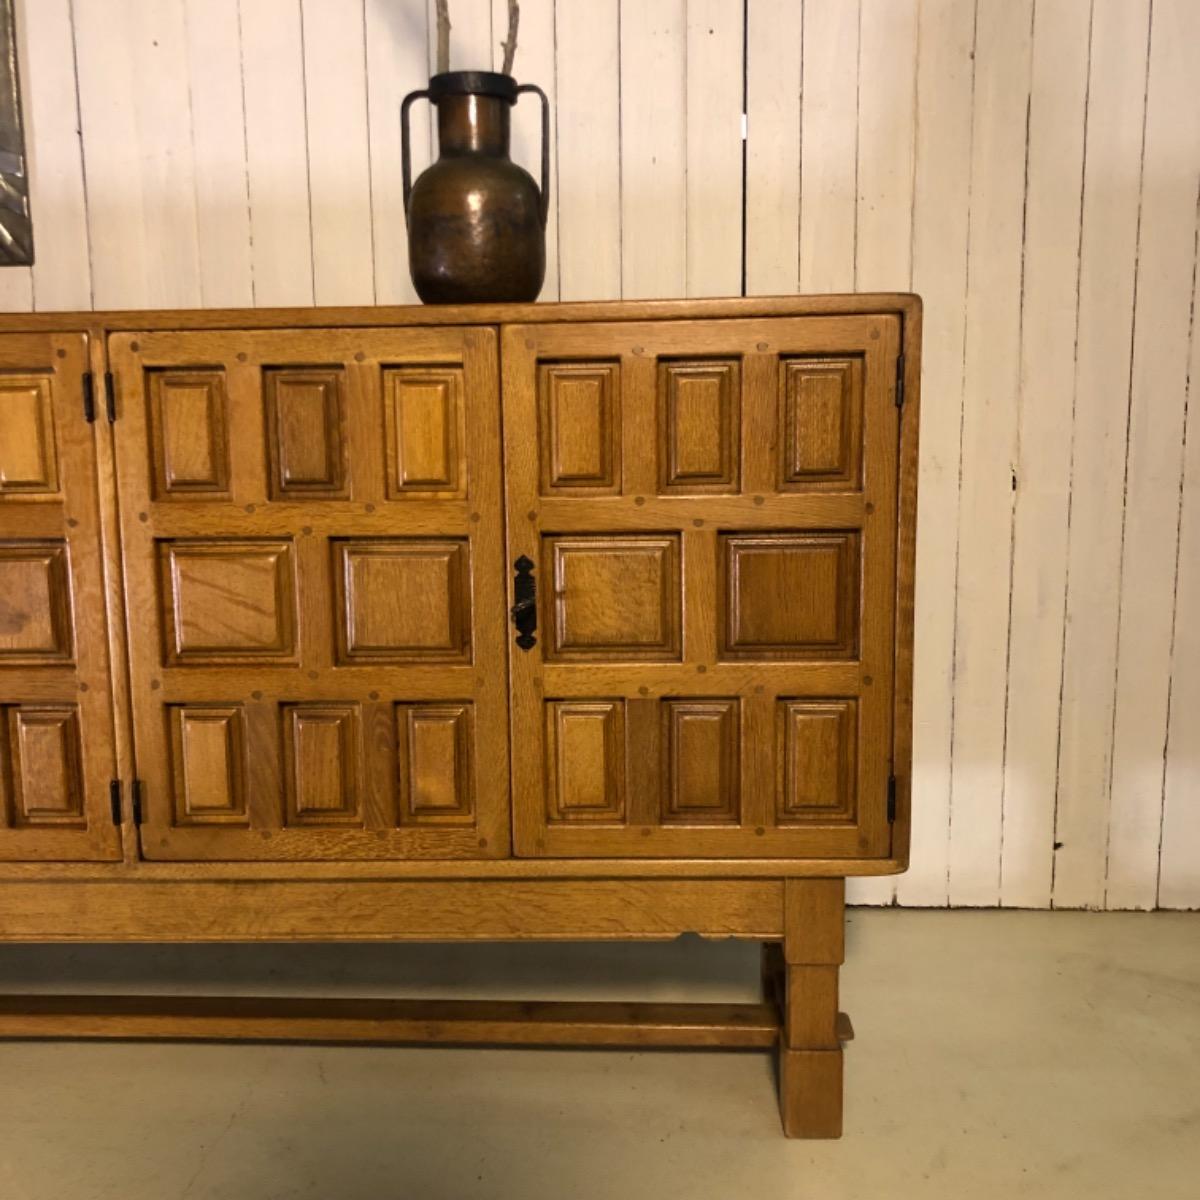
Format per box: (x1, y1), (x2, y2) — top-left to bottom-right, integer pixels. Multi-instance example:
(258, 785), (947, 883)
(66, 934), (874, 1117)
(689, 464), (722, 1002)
(109, 779), (122, 824)
(104, 371), (117, 422)
(887, 775), (898, 823)
(82, 372), (96, 422)
(131, 779), (144, 825)
(895, 354), (906, 408)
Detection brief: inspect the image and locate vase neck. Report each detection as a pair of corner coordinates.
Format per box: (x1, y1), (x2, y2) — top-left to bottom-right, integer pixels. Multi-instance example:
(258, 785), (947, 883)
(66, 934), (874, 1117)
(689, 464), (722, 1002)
(437, 93), (510, 156)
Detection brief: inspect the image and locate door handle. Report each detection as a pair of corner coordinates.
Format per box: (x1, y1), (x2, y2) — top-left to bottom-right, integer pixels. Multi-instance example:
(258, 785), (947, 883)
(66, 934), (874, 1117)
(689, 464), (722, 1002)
(511, 555), (537, 650)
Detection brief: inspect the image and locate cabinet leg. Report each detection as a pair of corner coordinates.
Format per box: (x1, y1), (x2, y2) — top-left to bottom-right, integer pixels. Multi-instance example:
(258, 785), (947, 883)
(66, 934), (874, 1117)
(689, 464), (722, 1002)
(777, 879), (845, 1139)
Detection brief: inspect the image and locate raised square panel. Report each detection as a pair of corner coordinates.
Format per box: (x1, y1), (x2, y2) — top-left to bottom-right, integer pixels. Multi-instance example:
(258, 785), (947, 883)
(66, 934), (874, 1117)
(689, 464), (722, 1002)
(283, 704), (360, 826)
(658, 359), (740, 493)
(661, 699), (740, 824)
(779, 358), (862, 488)
(777, 699), (858, 821)
(538, 361), (620, 493)
(266, 368), (348, 498)
(0, 377), (58, 494)
(384, 367), (466, 497)
(161, 540), (297, 664)
(722, 533), (859, 659)
(398, 703), (474, 824)
(0, 542), (73, 662)
(8, 706), (84, 826)
(548, 535), (681, 661)
(545, 700), (625, 824)
(148, 370), (231, 498)
(335, 539), (471, 664)
(168, 705), (247, 825)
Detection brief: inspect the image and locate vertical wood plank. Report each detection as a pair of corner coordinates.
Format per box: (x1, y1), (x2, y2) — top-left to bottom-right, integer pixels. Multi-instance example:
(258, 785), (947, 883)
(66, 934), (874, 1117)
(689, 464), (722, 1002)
(894, 0), (975, 909)
(300, 0), (376, 305)
(1000, 0), (1090, 909)
(239, 0), (314, 307)
(685, 0), (743, 298)
(798, 0), (859, 293)
(1105, 0), (1200, 911)
(16, 0), (91, 311)
(948, 0), (1033, 908)
(365, 0), (428, 306)
(1053, 0), (1152, 910)
(554, 1), (620, 300)
(1159, 241), (1200, 910)
(847, 0), (916, 907)
(492, 0), (559, 300)
(183, 0), (254, 308)
(744, 0), (801, 296)
(619, 0), (686, 299)
(73, 0), (202, 309)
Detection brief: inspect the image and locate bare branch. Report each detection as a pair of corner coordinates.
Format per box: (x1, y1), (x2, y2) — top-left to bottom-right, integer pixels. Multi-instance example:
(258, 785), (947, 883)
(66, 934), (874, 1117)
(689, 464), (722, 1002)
(436, 0), (451, 75)
(500, 0), (519, 76)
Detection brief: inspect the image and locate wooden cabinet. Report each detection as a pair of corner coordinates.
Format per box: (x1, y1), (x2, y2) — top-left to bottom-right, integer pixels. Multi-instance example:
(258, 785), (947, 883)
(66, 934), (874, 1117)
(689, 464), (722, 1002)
(0, 297), (920, 1138)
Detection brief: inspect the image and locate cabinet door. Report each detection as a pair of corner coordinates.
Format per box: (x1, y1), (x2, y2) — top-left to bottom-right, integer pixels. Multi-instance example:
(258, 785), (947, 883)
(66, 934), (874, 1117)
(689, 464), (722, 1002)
(503, 317), (900, 858)
(111, 327), (509, 861)
(0, 333), (121, 860)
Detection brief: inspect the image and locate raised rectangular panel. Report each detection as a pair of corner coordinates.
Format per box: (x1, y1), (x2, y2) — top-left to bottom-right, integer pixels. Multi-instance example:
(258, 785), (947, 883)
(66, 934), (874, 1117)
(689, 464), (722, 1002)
(8, 706), (84, 826)
(0, 542), (73, 662)
(777, 699), (858, 821)
(538, 361), (620, 492)
(548, 535), (681, 660)
(779, 358), (862, 488)
(161, 540), (297, 664)
(545, 700), (626, 823)
(265, 368), (348, 497)
(283, 704), (360, 825)
(148, 370), (231, 498)
(0, 376), (58, 494)
(384, 367), (466, 497)
(398, 703), (474, 823)
(168, 705), (248, 825)
(721, 532), (859, 659)
(661, 699), (740, 824)
(335, 539), (471, 663)
(658, 359), (740, 492)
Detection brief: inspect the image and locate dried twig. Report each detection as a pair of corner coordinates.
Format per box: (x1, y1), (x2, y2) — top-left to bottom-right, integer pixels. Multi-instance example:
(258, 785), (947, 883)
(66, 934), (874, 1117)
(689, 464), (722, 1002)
(435, 0), (451, 74)
(500, 0), (519, 76)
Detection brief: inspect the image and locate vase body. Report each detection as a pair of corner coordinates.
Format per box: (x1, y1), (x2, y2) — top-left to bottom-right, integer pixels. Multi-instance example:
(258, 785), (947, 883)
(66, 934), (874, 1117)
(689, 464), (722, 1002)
(404, 72), (547, 304)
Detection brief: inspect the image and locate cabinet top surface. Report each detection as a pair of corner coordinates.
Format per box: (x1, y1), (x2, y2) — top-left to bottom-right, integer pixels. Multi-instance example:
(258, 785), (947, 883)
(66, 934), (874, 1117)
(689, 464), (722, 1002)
(0, 293), (921, 333)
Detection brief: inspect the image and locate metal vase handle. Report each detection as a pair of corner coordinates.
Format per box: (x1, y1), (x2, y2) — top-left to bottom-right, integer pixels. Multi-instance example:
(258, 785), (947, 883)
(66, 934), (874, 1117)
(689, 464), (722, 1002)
(400, 86), (431, 222)
(514, 83), (551, 229)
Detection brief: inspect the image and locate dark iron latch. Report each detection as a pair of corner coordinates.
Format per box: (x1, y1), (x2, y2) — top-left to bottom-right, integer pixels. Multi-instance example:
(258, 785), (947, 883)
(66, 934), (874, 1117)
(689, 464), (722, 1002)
(511, 555), (537, 650)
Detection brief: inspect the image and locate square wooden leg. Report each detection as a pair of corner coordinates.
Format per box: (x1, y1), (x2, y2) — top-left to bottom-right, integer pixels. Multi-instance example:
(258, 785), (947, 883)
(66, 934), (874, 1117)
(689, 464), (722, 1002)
(779, 1046), (843, 1138)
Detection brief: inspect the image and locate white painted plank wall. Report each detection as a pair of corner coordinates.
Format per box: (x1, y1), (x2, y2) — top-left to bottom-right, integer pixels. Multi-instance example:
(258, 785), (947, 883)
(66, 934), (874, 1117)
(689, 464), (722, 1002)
(4, 0), (1198, 908)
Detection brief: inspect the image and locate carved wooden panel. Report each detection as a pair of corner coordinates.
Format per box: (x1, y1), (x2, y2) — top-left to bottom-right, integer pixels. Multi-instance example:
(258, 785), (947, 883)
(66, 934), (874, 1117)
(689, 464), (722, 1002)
(0, 376), (58, 494)
(0, 542), (73, 662)
(538, 361), (621, 493)
(503, 314), (899, 859)
(658, 359), (740, 493)
(661, 699), (740, 824)
(547, 535), (681, 660)
(779, 358), (863, 489)
(334, 538), (471, 663)
(777, 699), (858, 822)
(0, 334), (120, 860)
(721, 532), (859, 659)
(168, 705), (248, 826)
(148, 370), (231, 498)
(265, 368), (347, 498)
(398, 702), (474, 823)
(112, 326), (509, 861)
(384, 367), (466, 498)
(545, 700), (626, 823)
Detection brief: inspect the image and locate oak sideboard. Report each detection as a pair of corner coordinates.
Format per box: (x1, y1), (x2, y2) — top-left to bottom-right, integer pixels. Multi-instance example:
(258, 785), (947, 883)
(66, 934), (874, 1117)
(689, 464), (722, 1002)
(0, 294), (919, 1138)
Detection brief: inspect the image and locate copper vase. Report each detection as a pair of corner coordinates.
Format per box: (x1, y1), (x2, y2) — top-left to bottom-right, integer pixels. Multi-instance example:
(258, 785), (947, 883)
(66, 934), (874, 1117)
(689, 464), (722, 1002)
(401, 71), (549, 304)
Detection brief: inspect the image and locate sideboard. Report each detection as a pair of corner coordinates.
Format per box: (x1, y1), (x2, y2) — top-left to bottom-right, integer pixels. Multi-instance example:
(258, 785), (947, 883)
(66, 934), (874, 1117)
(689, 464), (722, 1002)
(0, 295), (920, 1137)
